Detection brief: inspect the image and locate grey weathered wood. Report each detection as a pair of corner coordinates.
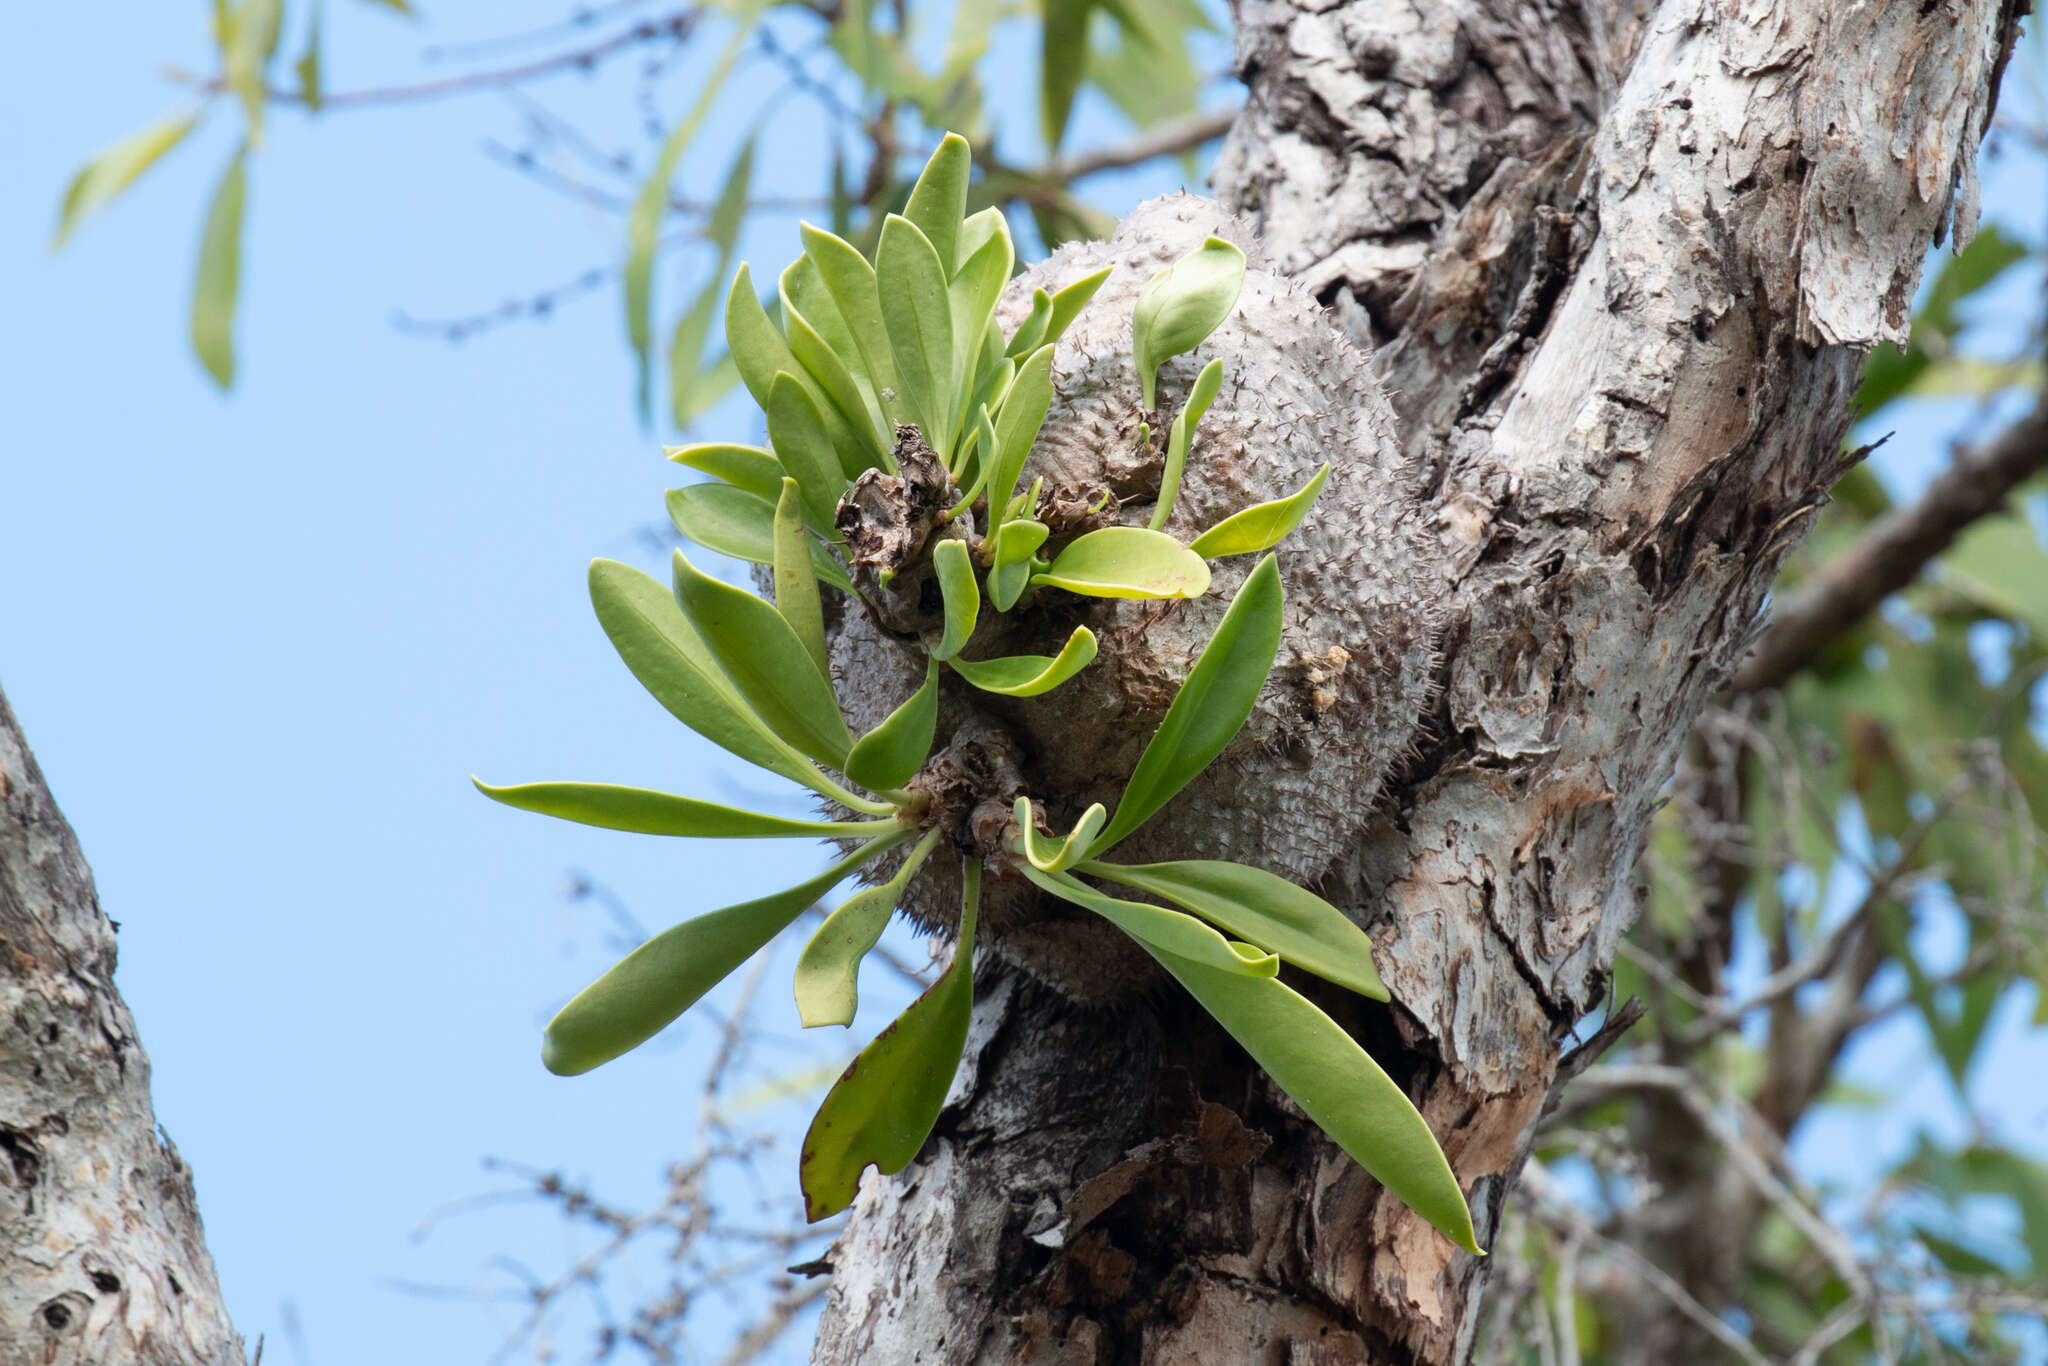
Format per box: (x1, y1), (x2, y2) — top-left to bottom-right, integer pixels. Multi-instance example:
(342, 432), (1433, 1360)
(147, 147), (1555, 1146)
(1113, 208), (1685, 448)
(0, 686), (243, 1364)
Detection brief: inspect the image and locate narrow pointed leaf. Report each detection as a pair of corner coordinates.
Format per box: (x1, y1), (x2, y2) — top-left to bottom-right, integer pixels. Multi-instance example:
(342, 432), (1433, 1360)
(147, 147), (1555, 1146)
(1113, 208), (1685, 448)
(1151, 357), (1225, 532)
(800, 223), (900, 420)
(53, 111), (198, 248)
(667, 484), (854, 592)
(902, 132), (971, 274)
(190, 145), (247, 389)
(672, 549), (854, 767)
(795, 828), (944, 1028)
(931, 538), (980, 660)
(665, 443), (785, 504)
(876, 214), (955, 457)
(1132, 236), (1245, 408)
(988, 518), (1051, 612)
(949, 626), (1097, 696)
(767, 372), (850, 531)
(774, 479), (831, 677)
(590, 559), (821, 790)
(1044, 265), (1112, 347)
(1023, 867), (1277, 977)
(1190, 464), (1331, 558)
(475, 779), (879, 840)
(801, 859), (980, 1220)
(782, 262), (888, 473)
(1041, 0), (1091, 151)
(989, 345), (1055, 533)
(667, 139), (754, 426)
(542, 831), (909, 1075)
(1078, 858), (1386, 1000)
(844, 657), (940, 792)
(1090, 555), (1283, 855)
(1012, 798), (1107, 874)
(1033, 526), (1211, 600)
(1006, 288), (1054, 358)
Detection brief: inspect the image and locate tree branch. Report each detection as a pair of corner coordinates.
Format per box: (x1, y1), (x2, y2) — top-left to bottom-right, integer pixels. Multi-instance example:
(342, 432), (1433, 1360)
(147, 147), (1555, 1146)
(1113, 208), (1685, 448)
(1734, 402), (2048, 693)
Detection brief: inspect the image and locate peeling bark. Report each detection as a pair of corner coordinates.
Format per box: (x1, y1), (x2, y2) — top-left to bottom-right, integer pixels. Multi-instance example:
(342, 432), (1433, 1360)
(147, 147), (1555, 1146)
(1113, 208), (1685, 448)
(0, 686), (243, 1365)
(814, 1), (2022, 1363)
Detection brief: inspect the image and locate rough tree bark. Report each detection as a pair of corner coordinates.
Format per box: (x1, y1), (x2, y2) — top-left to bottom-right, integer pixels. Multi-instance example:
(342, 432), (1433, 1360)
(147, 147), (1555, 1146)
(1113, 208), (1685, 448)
(0, 686), (243, 1364)
(814, 2), (2025, 1363)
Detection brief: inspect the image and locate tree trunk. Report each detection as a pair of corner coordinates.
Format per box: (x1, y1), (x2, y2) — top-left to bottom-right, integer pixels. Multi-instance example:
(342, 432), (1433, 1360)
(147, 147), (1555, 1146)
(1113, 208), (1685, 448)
(0, 685), (243, 1365)
(813, 1), (2024, 1362)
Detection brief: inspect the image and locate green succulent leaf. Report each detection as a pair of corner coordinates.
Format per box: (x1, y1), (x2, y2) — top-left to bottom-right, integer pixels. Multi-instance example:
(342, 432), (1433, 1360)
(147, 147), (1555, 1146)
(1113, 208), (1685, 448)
(784, 254), (889, 435)
(989, 344), (1056, 535)
(902, 132), (971, 276)
(766, 372), (851, 531)
(725, 263), (803, 410)
(844, 657), (940, 793)
(800, 857), (981, 1220)
(1006, 288), (1054, 359)
(542, 829), (911, 1076)
(781, 266), (888, 475)
(1078, 858), (1387, 1000)
(988, 518), (1051, 612)
(590, 558), (824, 793)
(1151, 357), (1225, 532)
(1131, 236), (1246, 408)
(666, 443), (785, 504)
(876, 214), (958, 460)
(475, 779), (880, 840)
(666, 484), (854, 592)
(1089, 554), (1283, 855)
(948, 626), (1098, 696)
(1033, 526), (1212, 600)
(931, 538), (981, 661)
(773, 479), (831, 677)
(950, 229), (1013, 415)
(1189, 464), (1331, 559)
(794, 827), (945, 1028)
(799, 223), (901, 423)
(1045, 265), (1112, 348)
(1012, 798), (1108, 874)
(1022, 867), (1277, 977)
(956, 206), (1009, 273)
(671, 549), (854, 768)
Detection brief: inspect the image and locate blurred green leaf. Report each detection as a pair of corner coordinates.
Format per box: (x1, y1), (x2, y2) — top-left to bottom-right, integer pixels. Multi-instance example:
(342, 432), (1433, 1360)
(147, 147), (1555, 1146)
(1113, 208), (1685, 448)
(225, 0), (284, 143)
(54, 110), (199, 249)
(190, 145), (248, 389)
(294, 1), (323, 111)
(668, 137), (754, 430)
(1859, 226), (2028, 418)
(1041, 0), (1091, 152)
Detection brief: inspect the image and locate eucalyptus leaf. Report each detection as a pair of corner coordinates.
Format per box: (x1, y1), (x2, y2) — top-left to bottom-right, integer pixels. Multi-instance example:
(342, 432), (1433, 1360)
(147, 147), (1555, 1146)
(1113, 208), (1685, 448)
(766, 372), (851, 531)
(1012, 797), (1107, 874)
(949, 626), (1098, 696)
(1033, 526), (1211, 600)
(672, 549), (854, 768)
(53, 110), (198, 248)
(1151, 358), (1225, 532)
(1022, 867), (1278, 977)
(666, 484), (854, 592)
(795, 827), (945, 1028)
(190, 144), (247, 390)
(1089, 554), (1283, 855)
(773, 479), (831, 677)
(902, 132), (971, 274)
(844, 657), (940, 792)
(1041, 0), (1091, 151)
(665, 443), (784, 504)
(667, 139), (753, 427)
(542, 830), (910, 1076)
(931, 538), (980, 661)
(988, 518), (1051, 612)
(1189, 464), (1331, 559)
(800, 858), (981, 1220)
(877, 214), (957, 459)
(1131, 237), (1245, 408)
(1078, 858), (1387, 1000)
(475, 779), (880, 840)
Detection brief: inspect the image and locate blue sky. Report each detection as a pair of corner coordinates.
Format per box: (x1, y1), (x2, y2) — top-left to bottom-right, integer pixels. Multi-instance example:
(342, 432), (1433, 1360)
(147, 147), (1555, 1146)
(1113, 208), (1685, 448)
(2, 6), (2042, 1364)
